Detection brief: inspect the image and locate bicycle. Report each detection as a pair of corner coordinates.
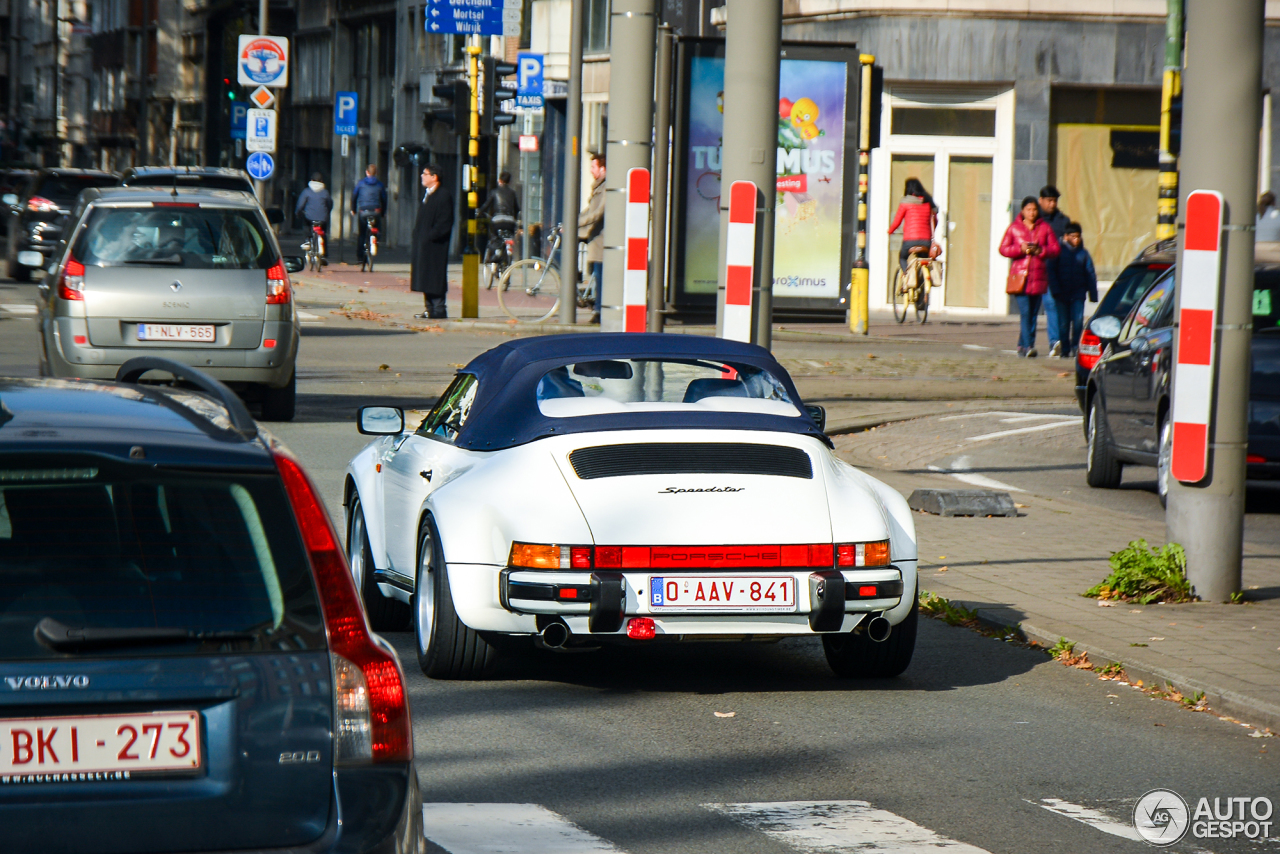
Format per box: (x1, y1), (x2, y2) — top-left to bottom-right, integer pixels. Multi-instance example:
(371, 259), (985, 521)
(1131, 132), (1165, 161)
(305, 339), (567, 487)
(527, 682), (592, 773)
(358, 212), (379, 273)
(482, 215), (517, 290)
(302, 221), (326, 272)
(497, 223), (592, 322)
(891, 245), (941, 324)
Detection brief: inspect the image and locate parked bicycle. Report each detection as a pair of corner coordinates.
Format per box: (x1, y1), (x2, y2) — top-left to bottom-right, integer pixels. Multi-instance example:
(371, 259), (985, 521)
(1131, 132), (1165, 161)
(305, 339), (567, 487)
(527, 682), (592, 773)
(891, 244), (941, 324)
(303, 221), (327, 272)
(496, 224), (594, 322)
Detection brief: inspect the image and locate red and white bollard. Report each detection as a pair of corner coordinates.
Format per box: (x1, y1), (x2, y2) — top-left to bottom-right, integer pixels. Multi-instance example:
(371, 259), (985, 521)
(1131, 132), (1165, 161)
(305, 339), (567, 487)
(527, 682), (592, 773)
(623, 167), (650, 333)
(1171, 189), (1225, 484)
(722, 180), (757, 343)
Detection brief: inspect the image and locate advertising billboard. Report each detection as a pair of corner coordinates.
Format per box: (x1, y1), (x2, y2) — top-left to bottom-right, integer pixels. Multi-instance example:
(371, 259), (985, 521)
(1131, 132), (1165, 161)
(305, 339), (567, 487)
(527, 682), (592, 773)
(672, 40), (859, 310)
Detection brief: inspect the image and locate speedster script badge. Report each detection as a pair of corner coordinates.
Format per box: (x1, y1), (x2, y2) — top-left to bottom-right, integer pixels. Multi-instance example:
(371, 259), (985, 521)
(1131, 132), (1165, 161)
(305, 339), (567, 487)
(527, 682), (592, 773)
(659, 486), (745, 494)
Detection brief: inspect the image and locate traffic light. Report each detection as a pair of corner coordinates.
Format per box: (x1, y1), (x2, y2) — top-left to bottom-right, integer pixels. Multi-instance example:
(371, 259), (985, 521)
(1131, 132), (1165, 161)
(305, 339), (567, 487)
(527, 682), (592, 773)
(481, 57), (517, 136)
(866, 65), (884, 150)
(224, 78), (237, 101)
(429, 79), (470, 134)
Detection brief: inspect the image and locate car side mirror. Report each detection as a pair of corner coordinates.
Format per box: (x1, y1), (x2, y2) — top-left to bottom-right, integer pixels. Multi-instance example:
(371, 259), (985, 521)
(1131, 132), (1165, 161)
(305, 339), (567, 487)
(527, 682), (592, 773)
(282, 256), (305, 274)
(2, 193), (17, 206)
(1089, 315), (1123, 340)
(805, 404), (826, 433)
(265, 207), (284, 225)
(357, 406), (405, 435)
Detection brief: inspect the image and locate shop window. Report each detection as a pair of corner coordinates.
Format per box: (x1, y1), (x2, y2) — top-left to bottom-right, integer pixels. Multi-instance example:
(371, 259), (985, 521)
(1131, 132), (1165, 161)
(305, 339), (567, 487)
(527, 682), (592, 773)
(891, 107), (995, 137)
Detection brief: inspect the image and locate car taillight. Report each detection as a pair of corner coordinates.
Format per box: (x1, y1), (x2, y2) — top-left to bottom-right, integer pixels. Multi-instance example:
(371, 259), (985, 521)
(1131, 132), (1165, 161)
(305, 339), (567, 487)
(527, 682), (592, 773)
(266, 260), (290, 304)
(1078, 329), (1103, 371)
(836, 541), (891, 567)
(273, 451), (411, 764)
(58, 258), (85, 301)
(26, 196), (59, 213)
(508, 542), (888, 569)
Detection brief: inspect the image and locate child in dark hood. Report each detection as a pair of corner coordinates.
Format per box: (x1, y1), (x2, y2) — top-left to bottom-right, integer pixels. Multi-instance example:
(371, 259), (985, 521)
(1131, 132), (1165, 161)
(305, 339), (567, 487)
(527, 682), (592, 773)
(1048, 222), (1098, 358)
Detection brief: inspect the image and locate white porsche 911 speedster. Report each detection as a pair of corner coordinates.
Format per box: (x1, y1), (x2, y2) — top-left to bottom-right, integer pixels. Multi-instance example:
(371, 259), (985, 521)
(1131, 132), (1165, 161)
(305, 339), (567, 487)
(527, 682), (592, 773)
(343, 333), (918, 679)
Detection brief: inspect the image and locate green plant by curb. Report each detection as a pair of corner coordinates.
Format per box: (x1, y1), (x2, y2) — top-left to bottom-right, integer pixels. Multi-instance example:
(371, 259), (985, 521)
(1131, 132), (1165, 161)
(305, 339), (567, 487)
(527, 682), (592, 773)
(1084, 539), (1196, 604)
(917, 591), (1023, 642)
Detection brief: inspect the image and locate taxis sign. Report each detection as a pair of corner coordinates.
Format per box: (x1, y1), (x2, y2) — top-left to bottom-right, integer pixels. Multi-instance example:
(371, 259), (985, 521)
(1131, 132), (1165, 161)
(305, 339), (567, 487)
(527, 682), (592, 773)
(237, 35), (289, 88)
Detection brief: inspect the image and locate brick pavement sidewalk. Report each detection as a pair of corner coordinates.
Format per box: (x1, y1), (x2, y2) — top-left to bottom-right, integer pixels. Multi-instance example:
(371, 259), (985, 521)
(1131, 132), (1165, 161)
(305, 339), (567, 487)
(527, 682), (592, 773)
(863, 463), (1280, 733)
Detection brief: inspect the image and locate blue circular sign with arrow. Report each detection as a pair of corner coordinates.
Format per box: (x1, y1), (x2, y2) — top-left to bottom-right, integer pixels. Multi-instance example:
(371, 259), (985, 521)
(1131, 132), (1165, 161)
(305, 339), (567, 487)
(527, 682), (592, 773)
(246, 152), (274, 181)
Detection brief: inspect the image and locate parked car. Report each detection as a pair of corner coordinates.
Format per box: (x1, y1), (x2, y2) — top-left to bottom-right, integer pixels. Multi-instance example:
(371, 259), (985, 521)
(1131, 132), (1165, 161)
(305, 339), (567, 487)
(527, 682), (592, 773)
(6, 168), (118, 282)
(119, 166), (285, 226)
(36, 186), (304, 420)
(345, 333), (919, 680)
(1074, 239), (1176, 411)
(0, 359), (422, 853)
(1083, 257), (1280, 505)
(0, 168), (35, 246)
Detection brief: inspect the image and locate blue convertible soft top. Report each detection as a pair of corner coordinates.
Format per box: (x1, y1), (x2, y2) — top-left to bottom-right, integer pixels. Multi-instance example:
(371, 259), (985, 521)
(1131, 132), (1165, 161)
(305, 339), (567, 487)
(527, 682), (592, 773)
(451, 333), (830, 451)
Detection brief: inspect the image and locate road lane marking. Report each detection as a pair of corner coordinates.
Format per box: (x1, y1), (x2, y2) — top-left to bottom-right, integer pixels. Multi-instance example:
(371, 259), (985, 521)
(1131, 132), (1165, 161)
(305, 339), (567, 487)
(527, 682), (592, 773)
(964, 418), (1081, 443)
(297, 310), (324, 323)
(1031, 798), (1144, 841)
(0, 303), (36, 316)
(927, 466), (1025, 493)
(421, 803), (624, 853)
(939, 411), (1030, 421)
(705, 800), (993, 853)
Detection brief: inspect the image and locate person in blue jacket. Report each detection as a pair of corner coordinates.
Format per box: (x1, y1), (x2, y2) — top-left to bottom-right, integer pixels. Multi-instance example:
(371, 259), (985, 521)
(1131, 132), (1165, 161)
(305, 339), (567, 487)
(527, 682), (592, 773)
(352, 164), (388, 264)
(1047, 222), (1098, 358)
(295, 172), (333, 265)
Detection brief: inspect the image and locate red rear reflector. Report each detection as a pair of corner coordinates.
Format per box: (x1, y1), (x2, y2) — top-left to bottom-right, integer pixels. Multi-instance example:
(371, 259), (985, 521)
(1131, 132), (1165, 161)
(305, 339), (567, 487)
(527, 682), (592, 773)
(73, 335), (87, 345)
(263, 338), (277, 349)
(594, 546), (622, 568)
(627, 617), (656, 640)
(59, 257), (86, 301)
(1077, 330), (1103, 371)
(570, 547), (592, 568)
(1248, 454), (1267, 463)
(558, 587), (579, 599)
(858, 585), (878, 598)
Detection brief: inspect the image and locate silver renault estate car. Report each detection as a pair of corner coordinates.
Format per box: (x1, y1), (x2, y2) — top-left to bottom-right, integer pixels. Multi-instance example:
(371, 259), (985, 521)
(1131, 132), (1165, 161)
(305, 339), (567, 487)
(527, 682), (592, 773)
(36, 187), (304, 420)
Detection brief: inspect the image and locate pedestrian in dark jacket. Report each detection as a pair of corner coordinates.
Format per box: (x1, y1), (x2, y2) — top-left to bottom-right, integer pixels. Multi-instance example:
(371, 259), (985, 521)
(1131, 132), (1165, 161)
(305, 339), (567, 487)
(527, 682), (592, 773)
(1048, 222), (1098, 358)
(1038, 185), (1072, 356)
(295, 173), (333, 264)
(411, 164), (454, 319)
(352, 164), (388, 264)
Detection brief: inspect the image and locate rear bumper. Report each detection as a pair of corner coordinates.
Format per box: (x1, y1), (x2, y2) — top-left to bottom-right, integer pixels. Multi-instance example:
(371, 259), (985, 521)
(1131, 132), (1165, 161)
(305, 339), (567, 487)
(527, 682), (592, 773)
(457, 563), (915, 636)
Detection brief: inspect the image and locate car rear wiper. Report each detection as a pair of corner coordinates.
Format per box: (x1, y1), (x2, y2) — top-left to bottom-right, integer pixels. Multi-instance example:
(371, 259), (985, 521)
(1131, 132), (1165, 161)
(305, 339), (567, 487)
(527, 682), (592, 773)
(34, 617), (257, 651)
(121, 256), (184, 266)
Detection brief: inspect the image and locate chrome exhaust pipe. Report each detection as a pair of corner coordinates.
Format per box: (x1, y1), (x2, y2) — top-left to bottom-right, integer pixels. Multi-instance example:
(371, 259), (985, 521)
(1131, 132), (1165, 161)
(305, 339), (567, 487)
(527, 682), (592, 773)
(541, 621), (570, 649)
(866, 616), (891, 643)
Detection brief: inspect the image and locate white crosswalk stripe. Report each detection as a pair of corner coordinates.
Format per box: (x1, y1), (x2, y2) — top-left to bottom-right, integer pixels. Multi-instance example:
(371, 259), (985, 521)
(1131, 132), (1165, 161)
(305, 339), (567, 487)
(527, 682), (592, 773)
(1032, 798), (1142, 842)
(705, 801), (993, 853)
(421, 803), (623, 853)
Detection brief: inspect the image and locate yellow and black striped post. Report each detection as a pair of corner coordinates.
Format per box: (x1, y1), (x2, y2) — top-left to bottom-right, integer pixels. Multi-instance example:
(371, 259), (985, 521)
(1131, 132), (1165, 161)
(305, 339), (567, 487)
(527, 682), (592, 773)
(462, 38), (481, 318)
(1157, 68), (1181, 242)
(849, 54), (875, 335)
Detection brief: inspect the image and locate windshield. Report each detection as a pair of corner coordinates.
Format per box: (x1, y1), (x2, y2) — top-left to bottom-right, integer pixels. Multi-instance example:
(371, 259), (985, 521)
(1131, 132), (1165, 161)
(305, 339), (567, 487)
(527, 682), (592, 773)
(0, 455), (324, 660)
(33, 174), (117, 205)
(535, 359), (801, 419)
(74, 205), (273, 269)
(1097, 262), (1172, 320)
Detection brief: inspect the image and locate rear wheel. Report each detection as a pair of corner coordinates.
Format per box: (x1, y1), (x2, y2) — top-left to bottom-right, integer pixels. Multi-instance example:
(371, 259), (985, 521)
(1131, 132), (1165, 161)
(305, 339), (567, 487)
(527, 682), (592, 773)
(347, 495), (409, 631)
(1157, 417), (1172, 508)
(260, 370), (296, 422)
(823, 591), (918, 678)
(496, 258), (561, 322)
(414, 516), (499, 679)
(891, 268), (908, 324)
(1086, 395), (1123, 488)
(915, 272), (930, 324)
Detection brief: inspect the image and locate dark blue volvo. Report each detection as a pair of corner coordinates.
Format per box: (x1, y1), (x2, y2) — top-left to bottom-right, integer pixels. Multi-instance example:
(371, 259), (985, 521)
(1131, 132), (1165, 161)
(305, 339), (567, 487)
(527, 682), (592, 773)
(0, 359), (422, 854)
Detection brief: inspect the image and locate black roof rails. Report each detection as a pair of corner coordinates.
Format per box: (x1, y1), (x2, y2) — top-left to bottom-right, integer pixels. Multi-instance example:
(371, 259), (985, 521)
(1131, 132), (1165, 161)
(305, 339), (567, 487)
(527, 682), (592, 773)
(116, 357), (257, 438)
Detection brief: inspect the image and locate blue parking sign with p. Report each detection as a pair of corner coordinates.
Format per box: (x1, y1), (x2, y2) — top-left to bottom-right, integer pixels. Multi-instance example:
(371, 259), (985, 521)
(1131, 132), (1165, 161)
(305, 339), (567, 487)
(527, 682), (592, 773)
(334, 91), (358, 136)
(516, 53), (543, 110)
(231, 103), (248, 139)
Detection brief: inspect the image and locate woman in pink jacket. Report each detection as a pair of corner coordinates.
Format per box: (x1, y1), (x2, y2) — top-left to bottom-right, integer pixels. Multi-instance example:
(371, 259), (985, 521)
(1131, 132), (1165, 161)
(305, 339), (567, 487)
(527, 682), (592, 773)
(999, 196), (1061, 357)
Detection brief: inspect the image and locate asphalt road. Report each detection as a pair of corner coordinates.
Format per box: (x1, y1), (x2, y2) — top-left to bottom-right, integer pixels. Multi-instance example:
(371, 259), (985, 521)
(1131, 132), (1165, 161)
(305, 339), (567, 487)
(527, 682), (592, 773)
(1, 281), (1276, 853)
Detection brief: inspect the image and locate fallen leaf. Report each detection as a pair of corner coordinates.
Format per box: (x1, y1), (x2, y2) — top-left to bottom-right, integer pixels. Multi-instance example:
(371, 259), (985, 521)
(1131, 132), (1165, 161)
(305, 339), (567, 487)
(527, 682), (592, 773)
(1154, 722), (1166, 727)
(938, 556), (947, 560)
(1135, 679), (1143, 687)
(714, 711), (735, 718)
(1149, 637), (1165, 641)
(1129, 609), (1142, 614)
(1107, 694), (1119, 698)
(395, 373), (402, 377)
(1098, 600), (1116, 607)
(358, 288), (367, 293)
(1057, 371), (1070, 377)
(378, 364), (390, 371)
(866, 354), (876, 359)
(937, 566), (948, 572)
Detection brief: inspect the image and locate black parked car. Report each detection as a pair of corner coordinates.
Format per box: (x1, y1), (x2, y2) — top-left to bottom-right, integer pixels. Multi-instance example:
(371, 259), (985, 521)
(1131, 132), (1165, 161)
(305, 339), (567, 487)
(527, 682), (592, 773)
(0, 359), (423, 854)
(1074, 239), (1175, 411)
(6, 168), (118, 281)
(1083, 259), (1280, 505)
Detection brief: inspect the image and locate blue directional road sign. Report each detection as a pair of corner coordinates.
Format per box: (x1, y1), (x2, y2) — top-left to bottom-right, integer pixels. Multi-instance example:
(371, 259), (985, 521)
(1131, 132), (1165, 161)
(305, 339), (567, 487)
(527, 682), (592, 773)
(246, 151), (274, 181)
(425, 0), (520, 37)
(516, 53), (543, 110)
(334, 91), (358, 136)
(231, 102), (248, 140)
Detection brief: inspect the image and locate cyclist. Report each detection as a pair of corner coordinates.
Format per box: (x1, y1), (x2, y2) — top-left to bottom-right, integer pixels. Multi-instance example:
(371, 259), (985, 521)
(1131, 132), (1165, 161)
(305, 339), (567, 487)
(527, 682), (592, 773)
(295, 172), (333, 266)
(479, 171), (520, 265)
(887, 177), (939, 279)
(352, 164), (388, 266)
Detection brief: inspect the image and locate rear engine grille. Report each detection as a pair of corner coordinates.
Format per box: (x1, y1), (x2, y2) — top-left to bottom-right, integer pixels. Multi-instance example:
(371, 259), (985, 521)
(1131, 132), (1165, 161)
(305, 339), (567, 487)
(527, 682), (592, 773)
(568, 442), (813, 480)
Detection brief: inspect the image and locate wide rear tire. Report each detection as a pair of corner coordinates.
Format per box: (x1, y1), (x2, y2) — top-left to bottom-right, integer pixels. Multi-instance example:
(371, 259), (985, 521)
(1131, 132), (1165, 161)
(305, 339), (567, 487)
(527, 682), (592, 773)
(1086, 396), (1123, 489)
(823, 591), (918, 678)
(347, 495), (409, 631)
(414, 516), (499, 679)
(260, 371), (296, 422)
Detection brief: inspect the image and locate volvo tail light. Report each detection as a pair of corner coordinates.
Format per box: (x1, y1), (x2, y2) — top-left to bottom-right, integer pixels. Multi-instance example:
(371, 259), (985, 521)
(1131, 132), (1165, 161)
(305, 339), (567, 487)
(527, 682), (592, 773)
(266, 260), (291, 304)
(1078, 329), (1103, 371)
(273, 450), (411, 764)
(26, 196), (59, 213)
(58, 258), (85, 301)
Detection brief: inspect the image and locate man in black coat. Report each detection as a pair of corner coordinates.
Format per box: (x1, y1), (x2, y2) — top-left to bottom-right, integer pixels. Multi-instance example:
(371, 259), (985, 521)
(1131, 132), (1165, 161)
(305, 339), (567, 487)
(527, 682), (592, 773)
(412, 164), (454, 319)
